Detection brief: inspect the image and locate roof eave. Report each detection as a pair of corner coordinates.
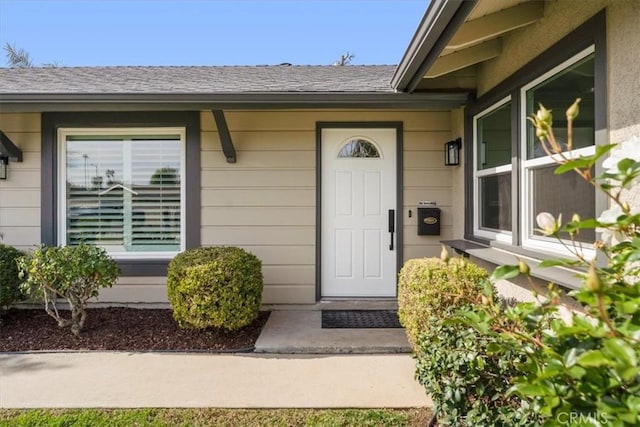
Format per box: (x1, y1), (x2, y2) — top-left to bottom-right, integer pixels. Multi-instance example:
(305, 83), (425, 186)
(0, 91), (471, 112)
(391, 0), (478, 93)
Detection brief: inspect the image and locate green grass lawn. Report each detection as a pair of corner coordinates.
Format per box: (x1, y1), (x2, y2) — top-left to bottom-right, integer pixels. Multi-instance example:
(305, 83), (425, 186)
(0, 408), (431, 427)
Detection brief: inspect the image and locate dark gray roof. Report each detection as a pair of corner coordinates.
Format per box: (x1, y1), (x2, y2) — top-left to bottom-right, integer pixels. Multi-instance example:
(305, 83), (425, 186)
(0, 65), (397, 94)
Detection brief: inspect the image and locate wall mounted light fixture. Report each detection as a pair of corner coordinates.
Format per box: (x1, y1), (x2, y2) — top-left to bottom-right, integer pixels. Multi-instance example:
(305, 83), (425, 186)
(0, 130), (24, 180)
(0, 157), (8, 180)
(444, 138), (462, 166)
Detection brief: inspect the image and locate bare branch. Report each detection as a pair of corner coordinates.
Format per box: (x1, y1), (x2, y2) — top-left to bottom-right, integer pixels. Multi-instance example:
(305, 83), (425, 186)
(333, 51), (355, 66)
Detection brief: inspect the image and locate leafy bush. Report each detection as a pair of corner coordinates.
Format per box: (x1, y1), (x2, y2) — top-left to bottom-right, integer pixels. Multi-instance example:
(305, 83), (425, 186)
(166, 246), (230, 302)
(18, 244), (119, 336)
(0, 243), (25, 311)
(415, 306), (538, 426)
(167, 246), (263, 331)
(459, 100), (640, 425)
(398, 255), (489, 349)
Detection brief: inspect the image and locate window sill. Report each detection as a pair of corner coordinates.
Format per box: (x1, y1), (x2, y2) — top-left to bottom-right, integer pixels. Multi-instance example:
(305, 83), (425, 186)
(117, 259), (169, 277)
(441, 239), (583, 291)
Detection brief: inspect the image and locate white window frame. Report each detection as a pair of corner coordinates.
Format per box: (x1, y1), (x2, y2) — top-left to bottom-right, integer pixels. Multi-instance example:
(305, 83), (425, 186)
(57, 127), (187, 260)
(520, 46), (596, 258)
(473, 96), (512, 243)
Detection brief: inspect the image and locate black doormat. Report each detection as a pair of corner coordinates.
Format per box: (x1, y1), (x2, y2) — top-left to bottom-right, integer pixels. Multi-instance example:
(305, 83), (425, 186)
(321, 310), (402, 329)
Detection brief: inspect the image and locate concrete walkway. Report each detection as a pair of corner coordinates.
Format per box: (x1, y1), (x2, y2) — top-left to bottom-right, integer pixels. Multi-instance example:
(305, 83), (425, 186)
(0, 352), (430, 408)
(0, 303), (430, 409)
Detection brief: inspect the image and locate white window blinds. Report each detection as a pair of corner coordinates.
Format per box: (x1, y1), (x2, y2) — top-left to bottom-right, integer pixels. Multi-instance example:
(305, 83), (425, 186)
(62, 130), (183, 255)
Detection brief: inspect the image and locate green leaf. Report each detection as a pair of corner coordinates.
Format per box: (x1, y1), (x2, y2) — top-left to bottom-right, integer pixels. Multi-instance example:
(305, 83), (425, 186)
(617, 158), (636, 172)
(563, 218), (600, 230)
(626, 395), (640, 412)
(515, 383), (548, 397)
(554, 158), (593, 174)
(538, 258), (582, 268)
(620, 367), (640, 382)
(491, 264), (520, 281)
(603, 339), (637, 367)
(540, 358), (565, 378)
(568, 365), (587, 379)
(577, 350), (612, 367)
(618, 300), (639, 314)
(563, 348), (578, 368)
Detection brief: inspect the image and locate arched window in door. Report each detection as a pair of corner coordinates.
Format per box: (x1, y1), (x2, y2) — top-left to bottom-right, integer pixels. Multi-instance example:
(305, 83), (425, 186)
(337, 138), (380, 158)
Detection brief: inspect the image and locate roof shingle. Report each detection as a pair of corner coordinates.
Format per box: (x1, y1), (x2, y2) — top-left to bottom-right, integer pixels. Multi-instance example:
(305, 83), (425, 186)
(0, 65), (397, 94)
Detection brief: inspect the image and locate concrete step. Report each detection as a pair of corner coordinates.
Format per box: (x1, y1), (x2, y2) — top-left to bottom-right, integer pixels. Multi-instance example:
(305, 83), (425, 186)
(255, 310), (412, 354)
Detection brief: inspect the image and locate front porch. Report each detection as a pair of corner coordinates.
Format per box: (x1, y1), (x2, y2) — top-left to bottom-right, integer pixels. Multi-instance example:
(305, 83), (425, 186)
(256, 300), (411, 354)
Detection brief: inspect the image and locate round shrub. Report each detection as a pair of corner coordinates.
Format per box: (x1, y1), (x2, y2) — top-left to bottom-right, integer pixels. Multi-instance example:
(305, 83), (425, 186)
(0, 243), (25, 310)
(398, 256), (489, 349)
(167, 246), (263, 331)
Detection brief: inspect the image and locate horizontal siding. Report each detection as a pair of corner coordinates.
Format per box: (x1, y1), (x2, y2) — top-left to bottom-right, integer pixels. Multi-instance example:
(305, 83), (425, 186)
(202, 131), (315, 151)
(263, 285), (316, 304)
(0, 114), (40, 132)
(201, 110), (451, 132)
(200, 109), (453, 304)
(202, 150), (315, 169)
(98, 283), (168, 304)
(201, 207), (315, 226)
(202, 188), (314, 207)
(0, 189), (41, 208)
(403, 131), (453, 150)
(402, 112), (453, 266)
(202, 226), (315, 246)
(0, 227), (40, 251)
(1, 110), (455, 305)
(201, 170), (314, 187)
(241, 245), (315, 266)
(0, 114), (41, 250)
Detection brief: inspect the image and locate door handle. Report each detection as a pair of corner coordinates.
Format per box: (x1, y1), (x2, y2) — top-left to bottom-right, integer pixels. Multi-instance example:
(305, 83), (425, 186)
(388, 209), (395, 251)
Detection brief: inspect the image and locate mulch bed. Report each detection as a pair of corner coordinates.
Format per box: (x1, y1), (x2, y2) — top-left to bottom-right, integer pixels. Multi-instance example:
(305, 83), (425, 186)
(0, 308), (270, 352)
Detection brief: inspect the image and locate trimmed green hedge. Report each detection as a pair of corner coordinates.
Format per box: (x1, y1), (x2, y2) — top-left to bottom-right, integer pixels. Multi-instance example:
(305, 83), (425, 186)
(414, 307), (534, 425)
(0, 244), (25, 311)
(398, 256), (489, 350)
(167, 247), (263, 331)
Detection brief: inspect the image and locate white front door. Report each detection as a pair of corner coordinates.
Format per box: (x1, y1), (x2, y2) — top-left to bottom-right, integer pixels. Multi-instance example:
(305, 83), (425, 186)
(321, 128), (397, 297)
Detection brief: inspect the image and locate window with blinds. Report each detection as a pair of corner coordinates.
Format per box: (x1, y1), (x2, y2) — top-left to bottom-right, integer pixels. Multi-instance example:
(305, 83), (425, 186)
(59, 129), (184, 256)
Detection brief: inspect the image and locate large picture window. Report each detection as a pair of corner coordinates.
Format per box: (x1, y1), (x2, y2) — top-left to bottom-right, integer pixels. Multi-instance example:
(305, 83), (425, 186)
(58, 128), (185, 258)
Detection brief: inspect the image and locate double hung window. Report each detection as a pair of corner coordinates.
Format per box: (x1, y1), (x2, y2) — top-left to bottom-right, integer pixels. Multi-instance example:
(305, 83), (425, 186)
(521, 48), (596, 251)
(471, 46), (597, 257)
(58, 128), (185, 258)
(473, 98), (512, 242)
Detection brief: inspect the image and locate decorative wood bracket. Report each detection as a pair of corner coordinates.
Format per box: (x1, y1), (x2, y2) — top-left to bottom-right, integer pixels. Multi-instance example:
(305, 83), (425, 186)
(0, 130), (23, 162)
(212, 110), (236, 163)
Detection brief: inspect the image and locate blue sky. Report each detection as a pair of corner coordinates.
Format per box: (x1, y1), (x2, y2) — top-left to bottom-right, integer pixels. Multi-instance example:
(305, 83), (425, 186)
(0, 0), (428, 67)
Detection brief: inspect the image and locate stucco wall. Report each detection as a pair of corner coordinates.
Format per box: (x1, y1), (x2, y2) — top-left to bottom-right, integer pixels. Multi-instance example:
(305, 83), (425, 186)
(607, 1), (640, 133)
(477, 0), (640, 140)
(477, 0), (607, 96)
(607, 0), (640, 210)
